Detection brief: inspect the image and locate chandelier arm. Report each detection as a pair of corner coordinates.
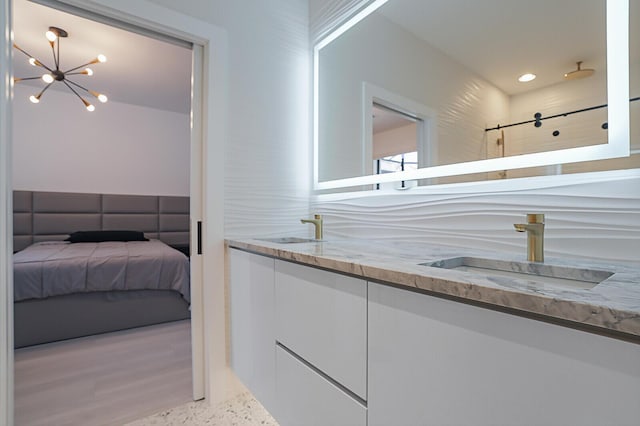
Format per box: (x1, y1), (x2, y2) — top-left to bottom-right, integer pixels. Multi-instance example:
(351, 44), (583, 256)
(13, 44), (54, 72)
(65, 78), (91, 94)
(62, 80), (90, 106)
(63, 60), (97, 74)
(13, 43), (35, 60)
(13, 76), (44, 82)
(36, 83), (54, 98)
(49, 40), (59, 70)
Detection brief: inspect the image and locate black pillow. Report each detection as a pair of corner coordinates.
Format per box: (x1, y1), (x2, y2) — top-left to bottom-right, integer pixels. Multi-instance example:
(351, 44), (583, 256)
(65, 230), (149, 243)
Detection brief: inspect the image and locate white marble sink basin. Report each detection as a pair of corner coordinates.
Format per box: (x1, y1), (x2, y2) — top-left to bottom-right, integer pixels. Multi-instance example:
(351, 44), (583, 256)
(422, 257), (614, 290)
(257, 237), (319, 244)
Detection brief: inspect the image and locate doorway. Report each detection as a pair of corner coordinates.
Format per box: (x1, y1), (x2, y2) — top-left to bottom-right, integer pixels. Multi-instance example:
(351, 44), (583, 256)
(11, 1), (197, 421)
(1, 0), (228, 424)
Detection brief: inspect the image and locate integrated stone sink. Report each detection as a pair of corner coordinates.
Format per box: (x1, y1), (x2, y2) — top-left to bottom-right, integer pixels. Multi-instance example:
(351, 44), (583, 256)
(422, 257), (614, 290)
(257, 237), (319, 244)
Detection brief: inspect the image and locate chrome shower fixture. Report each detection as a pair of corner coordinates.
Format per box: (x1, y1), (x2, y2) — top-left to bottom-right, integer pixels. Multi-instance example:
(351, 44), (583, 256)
(564, 61), (595, 81)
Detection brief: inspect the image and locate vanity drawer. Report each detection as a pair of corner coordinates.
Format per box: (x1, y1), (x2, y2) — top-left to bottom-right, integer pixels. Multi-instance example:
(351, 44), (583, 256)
(275, 345), (366, 426)
(275, 259), (367, 400)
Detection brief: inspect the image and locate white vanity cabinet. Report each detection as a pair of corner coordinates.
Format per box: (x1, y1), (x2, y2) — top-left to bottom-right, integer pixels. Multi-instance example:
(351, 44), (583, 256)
(228, 248), (276, 414)
(229, 243), (640, 426)
(274, 259), (367, 425)
(367, 282), (640, 426)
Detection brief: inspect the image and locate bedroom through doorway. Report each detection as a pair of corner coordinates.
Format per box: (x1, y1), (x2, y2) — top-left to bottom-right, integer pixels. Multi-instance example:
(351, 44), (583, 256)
(10, 0), (203, 423)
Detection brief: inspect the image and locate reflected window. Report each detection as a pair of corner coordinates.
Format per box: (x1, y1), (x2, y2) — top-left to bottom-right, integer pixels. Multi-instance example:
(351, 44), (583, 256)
(376, 151), (418, 174)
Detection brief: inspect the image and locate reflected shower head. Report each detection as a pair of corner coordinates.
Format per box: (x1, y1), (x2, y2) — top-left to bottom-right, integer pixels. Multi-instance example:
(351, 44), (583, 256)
(564, 61), (595, 80)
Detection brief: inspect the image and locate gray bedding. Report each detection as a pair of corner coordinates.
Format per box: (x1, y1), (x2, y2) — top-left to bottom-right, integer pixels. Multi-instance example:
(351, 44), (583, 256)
(14, 240), (190, 303)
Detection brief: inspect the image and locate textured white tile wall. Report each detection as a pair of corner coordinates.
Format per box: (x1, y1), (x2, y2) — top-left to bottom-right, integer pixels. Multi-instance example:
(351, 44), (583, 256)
(148, 0), (312, 238)
(312, 170), (640, 262)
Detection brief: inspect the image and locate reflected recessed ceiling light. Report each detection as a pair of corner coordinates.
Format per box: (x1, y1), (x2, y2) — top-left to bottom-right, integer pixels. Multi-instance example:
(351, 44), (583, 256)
(518, 73), (536, 82)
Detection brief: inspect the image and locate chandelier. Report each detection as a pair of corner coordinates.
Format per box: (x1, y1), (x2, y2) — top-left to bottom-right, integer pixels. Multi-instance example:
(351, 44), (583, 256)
(13, 26), (108, 111)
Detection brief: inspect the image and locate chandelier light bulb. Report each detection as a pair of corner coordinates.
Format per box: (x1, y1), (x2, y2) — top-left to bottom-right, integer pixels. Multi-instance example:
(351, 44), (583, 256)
(97, 54), (107, 63)
(42, 74), (54, 83)
(29, 95), (40, 104)
(45, 30), (57, 42)
(84, 68), (93, 76)
(81, 97), (95, 111)
(28, 57), (37, 66)
(89, 90), (108, 103)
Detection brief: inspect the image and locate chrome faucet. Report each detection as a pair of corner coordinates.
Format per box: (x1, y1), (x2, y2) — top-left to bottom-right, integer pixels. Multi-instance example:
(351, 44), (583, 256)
(301, 214), (323, 240)
(514, 213), (545, 262)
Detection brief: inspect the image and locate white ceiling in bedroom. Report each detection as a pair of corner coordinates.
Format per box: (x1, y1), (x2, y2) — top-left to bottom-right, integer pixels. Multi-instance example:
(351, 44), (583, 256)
(12, 0), (193, 114)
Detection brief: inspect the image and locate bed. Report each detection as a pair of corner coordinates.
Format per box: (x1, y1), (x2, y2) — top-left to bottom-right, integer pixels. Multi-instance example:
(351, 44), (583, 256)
(13, 191), (192, 348)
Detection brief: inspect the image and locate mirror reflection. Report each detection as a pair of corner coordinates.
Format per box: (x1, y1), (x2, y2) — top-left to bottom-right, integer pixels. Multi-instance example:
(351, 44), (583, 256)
(373, 104), (418, 171)
(317, 0), (638, 188)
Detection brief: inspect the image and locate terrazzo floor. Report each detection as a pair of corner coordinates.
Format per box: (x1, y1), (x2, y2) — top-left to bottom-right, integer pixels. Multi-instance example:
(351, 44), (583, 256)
(125, 391), (278, 426)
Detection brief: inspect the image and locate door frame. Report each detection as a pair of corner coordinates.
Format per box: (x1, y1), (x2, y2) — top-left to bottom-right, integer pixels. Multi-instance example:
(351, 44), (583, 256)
(0, 0), (228, 423)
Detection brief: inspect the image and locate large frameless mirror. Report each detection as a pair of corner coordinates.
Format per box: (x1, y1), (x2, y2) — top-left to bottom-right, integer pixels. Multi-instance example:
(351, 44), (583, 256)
(314, 0), (634, 191)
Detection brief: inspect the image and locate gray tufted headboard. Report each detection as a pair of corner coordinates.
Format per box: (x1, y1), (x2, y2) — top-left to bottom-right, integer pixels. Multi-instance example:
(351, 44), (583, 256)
(13, 191), (190, 253)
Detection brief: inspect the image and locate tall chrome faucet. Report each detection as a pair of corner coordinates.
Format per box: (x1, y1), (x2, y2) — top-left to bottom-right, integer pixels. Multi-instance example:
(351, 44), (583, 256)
(514, 213), (545, 262)
(301, 214), (323, 240)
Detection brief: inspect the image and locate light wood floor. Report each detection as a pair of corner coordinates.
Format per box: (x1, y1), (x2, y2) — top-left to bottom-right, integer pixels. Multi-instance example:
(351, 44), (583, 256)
(14, 320), (193, 426)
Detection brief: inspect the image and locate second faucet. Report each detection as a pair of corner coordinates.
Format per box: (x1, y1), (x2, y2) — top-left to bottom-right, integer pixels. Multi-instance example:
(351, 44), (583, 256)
(514, 213), (545, 262)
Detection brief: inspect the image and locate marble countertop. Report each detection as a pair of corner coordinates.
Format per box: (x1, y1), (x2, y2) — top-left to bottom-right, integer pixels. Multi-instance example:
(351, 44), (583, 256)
(226, 238), (640, 340)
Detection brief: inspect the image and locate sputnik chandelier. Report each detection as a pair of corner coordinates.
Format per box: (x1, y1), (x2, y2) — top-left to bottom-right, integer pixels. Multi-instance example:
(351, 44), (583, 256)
(13, 26), (108, 111)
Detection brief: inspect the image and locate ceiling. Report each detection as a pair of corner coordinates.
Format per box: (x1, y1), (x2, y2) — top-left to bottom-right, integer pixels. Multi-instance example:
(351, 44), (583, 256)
(14, 0), (636, 113)
(379, 0), (638, 96)
(12, 0), (192, 114)
(373, 104), (415, 134)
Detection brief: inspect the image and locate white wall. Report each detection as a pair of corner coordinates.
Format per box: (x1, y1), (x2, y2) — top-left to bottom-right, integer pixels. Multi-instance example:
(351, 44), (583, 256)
(373, 122), (416, 159)
(12, 84), (190, 196)
(146, 0), (311, 239)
